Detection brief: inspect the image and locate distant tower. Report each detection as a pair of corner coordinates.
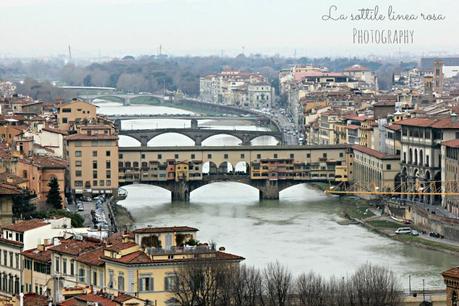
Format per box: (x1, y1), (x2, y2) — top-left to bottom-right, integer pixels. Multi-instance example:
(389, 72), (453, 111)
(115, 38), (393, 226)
(433, 60), (444, 94)
(68, 45), (72, 62)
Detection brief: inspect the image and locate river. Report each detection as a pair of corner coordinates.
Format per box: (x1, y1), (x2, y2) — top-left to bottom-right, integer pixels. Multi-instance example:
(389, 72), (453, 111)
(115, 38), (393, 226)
(97, 101), (458, 290)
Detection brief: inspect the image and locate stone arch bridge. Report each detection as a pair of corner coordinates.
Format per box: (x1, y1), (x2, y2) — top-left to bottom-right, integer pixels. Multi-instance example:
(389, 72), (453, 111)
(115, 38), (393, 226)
(119, 128), (283, 146)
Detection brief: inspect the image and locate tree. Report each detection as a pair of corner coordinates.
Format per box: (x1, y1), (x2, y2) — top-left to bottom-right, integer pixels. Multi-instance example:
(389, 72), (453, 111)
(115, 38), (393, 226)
(263, 262), (293, 306)
(46, 177), (62, 209)
(12, 190), (36, 218)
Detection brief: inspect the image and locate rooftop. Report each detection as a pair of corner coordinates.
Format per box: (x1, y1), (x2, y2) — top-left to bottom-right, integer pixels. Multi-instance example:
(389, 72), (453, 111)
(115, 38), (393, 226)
(21, 247), (52, 263)
(133, 226), (199, 234)
(48, 237), (101, 256)
(398, 116), (459, 129)
(443, 139), (459, 148)
(2, 219), (48, 233)
(352, 145), (399, 160)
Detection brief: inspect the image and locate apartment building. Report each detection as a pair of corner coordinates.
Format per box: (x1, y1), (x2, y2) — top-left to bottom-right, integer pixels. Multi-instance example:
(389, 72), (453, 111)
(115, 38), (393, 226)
(102, 226), (243, 306)
(352, 145), (400, 193)
(442, 139), (459, 216)
(65, 127), (119, 196)
(57, 100), (97, 130)
(16, 155), (67, 203)
(200, 70), (274, 108)
(398, 115), (459, 205)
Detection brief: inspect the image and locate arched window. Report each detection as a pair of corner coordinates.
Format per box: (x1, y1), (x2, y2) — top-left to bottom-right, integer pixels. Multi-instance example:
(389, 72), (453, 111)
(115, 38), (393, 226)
(419, 149), (423, 166)
(409, 148), (413, 164)
(414, 149), (418, 165)
(118, 272), (125, 292)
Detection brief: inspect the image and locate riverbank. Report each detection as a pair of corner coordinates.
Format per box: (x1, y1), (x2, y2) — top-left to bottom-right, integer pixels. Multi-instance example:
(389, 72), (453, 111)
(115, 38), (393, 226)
(110, 201), (135, 231)
(129, 96), (223, 116)
(336, 196), (459, 256)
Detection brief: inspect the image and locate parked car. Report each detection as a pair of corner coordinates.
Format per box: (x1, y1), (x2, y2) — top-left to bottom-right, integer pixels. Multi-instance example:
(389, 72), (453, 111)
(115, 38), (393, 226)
(395, 227), (412, 234)
(411, 230), (419, 236)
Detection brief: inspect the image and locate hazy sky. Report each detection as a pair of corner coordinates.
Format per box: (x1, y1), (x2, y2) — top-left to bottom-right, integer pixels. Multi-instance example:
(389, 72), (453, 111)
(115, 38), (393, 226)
(0, 0), (458, 58)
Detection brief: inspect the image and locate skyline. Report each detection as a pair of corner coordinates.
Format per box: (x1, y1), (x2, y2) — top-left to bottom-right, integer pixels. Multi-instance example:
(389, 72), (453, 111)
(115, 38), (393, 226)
(0, 0), (458, 58)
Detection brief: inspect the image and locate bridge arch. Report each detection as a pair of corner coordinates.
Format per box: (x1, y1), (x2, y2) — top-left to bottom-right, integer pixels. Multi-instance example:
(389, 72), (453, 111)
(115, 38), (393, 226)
(118, 135), (142, 147)
(202, 161), (218, 174)
(201, 133), (243, 146)
(147, 133), (195, 147)
(217, 161), (234, 173)
(234, 161), (249, 174)
(250, 135), (280, 146)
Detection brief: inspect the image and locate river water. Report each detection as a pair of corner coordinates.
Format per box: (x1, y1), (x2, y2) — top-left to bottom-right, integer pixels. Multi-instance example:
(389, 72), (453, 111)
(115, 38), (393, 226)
(97, 101), (458, 290)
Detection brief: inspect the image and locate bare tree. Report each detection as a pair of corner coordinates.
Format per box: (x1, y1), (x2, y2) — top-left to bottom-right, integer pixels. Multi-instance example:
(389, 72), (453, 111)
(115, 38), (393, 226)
(348, 263), (401, 306)
(295, 272), (328, 306)
(231, 264), (263, 306)
(263, 262), (293, 306)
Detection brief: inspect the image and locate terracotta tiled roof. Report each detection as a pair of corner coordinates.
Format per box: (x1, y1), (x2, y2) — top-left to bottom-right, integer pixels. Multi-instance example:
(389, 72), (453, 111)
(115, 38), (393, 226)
(0, 183), (21, 195)
(48, 238), (101, 256)
(352, 145), (399, 160)
(23, 293), (48, 306)
(21, 248), (52, 263)
(76, 247), (105, 266)
(346, 125), (360, 130)
(443, 139), (459, 148)
(133, 226), (199, 234)
(2, 219), (48, 232)
(60, 294), (117, 306)
(20, 155), (68, 169)
(105, 241), (138, 252)
(65, 134), (118, 141)
(442, 267), (459, 279)
(102, 250), (244, 265)
(113, 293), (144, 303)
(398, 116), (459, 129)
(0, 172), (28, 185)
(42, 126), (68, 135)
(386, 124), (401, 131)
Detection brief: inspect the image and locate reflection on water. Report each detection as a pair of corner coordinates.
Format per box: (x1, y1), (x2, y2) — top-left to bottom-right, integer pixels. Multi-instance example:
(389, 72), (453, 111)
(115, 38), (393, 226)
(120, 183), (458, 290)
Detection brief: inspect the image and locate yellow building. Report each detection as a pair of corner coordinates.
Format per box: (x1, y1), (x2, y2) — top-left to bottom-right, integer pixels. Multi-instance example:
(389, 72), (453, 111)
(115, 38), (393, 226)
(65, 129), (119, 196)
(102, 226), (244, 306)
(352, 145), (400, 193)
(57, 100), (97, 130)
(22, 245), (53, 296)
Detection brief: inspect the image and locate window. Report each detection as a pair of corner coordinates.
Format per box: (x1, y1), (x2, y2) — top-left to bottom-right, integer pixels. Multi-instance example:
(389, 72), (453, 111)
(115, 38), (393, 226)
(63, 258), (67, 275)
(75, 181), (83, 187)
(208, 154), (212, 159)
(75, 160), (82, 167)
(3, 250), (6, 266)
(15, 254), (19, 269)
(75, 151), (82, 157)
(141, 154), (145, 159)
(93, 161), (97, 169)
(106, 161), (111, 169)
(99, 180), (105, 186)
(290, 153), (294, 158)
(118, 272), (125, 291)
(323, 153), (327, 158)
(62, 118), (68, 124)
(108, 270), (114, 289)
(164, 275), (177, 291)
(191, 154), (195, 159)
(158, 154), (162, 159)
(62, 108), (71, 113)
(106, 150), (111, 157)
(92, 151), (97, 157)
(119, 153), (123, 159)
(175, 154), (179, 159)
(9, 252), (13, 267)
(93, 180), (98, 186)
(106, 180), (111, 186)
(78, 268), (86, 283)
(224, 154), (228, 159)
(93, 171), (97, 179)
(139, 274), (154, 292)
(55, 257), (60, 273)
(257, 154), (261, 159)
(241, 153), (245, 158)
(93, 271), (97, 286)
(339, 152), (344, 158)
(386, 164), (392, 170)
(106, 170), (111, 179)
(274, 154), (278, 158)
(70, 260), (74, 276)
(307, 153), (311, 158)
